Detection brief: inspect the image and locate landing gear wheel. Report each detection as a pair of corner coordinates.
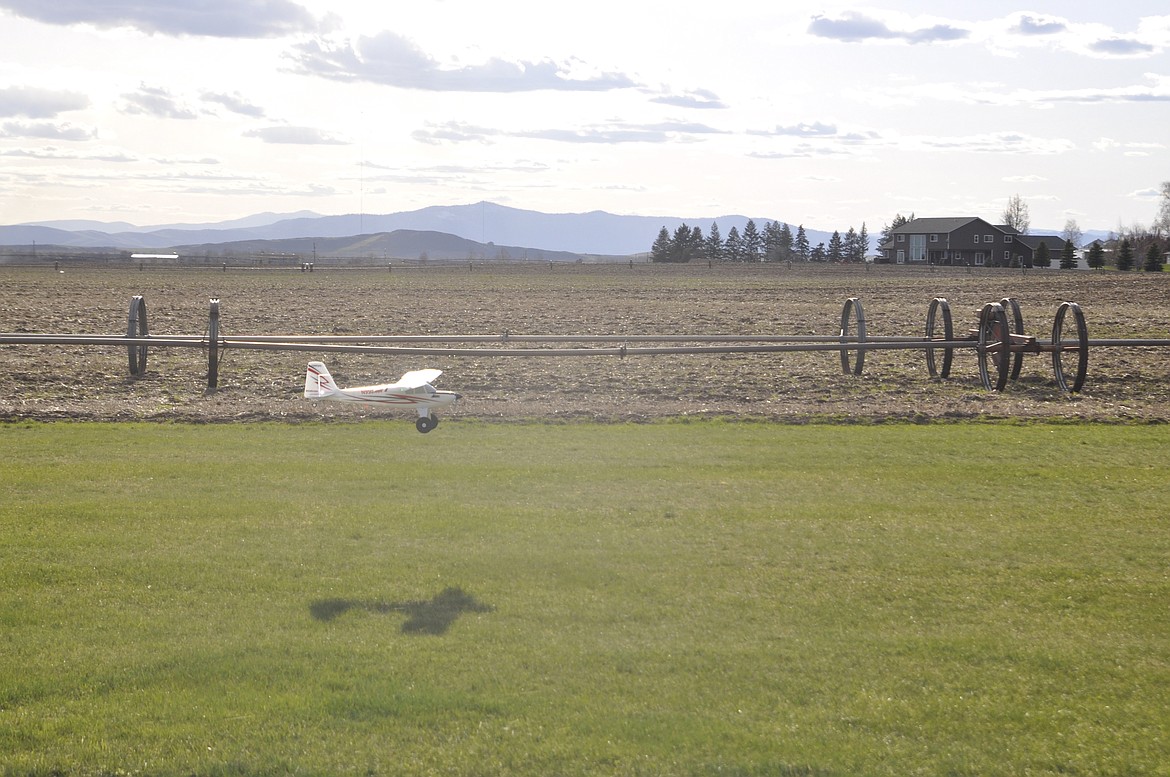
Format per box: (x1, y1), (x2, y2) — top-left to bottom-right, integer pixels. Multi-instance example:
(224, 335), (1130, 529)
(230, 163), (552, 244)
(925, 297), (953, 379)
(977, 302), (1011, 391)
(839, 297), (867, 376)
(416, 415), (438, 433)
(1051, 302), (1088, 393)
(1000, 297), (1025, 381)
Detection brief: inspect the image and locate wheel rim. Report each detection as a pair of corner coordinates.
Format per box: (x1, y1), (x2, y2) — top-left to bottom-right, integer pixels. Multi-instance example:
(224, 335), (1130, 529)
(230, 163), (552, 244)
(1000, 297), (1025, 381)
(925, 297), (953, 379)
(977, 302), (1011, 391)
(1052, 302), (1088, 393)
(839, 297), (866, 376)
(126, 295), (148, 376)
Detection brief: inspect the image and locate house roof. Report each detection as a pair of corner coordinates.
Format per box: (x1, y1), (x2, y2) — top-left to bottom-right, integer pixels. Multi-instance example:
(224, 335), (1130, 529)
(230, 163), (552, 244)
(890, 217), (985, 234)
(1014, 234), (1067, 249)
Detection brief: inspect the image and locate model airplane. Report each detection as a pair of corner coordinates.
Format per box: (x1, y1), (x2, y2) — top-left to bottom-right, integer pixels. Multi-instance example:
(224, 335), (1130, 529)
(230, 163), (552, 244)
(303, 361), (460, 433)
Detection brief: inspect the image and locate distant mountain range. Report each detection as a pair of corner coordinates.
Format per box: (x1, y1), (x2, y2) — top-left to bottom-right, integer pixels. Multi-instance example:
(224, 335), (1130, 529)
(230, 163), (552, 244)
(1, 203), (1109, 260)
(1, 202), (836, 259)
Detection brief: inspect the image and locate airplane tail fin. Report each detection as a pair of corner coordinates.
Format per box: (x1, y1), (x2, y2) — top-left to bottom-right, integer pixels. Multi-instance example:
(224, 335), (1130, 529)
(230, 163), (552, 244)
(304, 361), (338, 398)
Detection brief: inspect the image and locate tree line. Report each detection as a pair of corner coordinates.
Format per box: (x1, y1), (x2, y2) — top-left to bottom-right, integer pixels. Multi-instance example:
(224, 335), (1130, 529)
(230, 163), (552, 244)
(651, 182), (1168, 270)
(650, 220), (869, 264)
(1050, 182), (1167, 271)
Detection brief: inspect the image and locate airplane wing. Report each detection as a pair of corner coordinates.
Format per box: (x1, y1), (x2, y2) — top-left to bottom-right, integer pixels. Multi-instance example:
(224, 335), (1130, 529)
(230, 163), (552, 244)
(396, 369), (443, 388)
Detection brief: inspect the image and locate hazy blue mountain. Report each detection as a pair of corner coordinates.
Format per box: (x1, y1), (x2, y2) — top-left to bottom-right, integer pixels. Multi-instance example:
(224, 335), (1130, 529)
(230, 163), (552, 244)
(22, 211), (322, 233)
(172, 229), (586, 262)
(3, 202), (835, 256)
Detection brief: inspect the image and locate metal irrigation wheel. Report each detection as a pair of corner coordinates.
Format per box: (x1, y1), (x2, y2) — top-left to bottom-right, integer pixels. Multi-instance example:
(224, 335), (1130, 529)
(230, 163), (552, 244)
(207, 298), (220, 391)
(1051, 301), (1088, 393)
(1000, 297), (1025, 381)
(126, 295), (148, 376)
(924, 297), (953, 379)
(839, 297), (867, 376)
(977, 302), (1011, 391)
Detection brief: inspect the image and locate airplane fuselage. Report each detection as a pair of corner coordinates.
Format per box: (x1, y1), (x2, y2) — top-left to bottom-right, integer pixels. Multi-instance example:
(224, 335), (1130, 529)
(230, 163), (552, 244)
(324, 383), (460, 409)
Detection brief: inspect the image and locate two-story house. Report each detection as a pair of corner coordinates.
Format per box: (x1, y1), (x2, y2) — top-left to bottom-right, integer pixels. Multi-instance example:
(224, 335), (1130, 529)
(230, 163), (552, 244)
(880, 217), (1068, 267)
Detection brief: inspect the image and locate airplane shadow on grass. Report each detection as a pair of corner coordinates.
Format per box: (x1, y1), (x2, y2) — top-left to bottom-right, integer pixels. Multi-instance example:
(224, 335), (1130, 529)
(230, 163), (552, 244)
(309, 587), (493, 635)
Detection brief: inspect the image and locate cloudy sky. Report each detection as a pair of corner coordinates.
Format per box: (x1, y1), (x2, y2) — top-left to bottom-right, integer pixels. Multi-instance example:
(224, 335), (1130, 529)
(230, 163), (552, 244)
(1, 1), (1168, 233)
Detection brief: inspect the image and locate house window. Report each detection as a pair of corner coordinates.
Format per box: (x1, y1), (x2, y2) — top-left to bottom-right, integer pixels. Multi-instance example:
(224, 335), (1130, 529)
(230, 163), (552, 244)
(1004, 250), (1011, 262)
(974, 235), (981, 243)
(896, 234), (905, 243)
(930, 234), (939, 242)
(975, 252), (986, 266)
(985, 235), (994, 243)
(1004, 235), (1012, 243)
(909, 234), (926, 262)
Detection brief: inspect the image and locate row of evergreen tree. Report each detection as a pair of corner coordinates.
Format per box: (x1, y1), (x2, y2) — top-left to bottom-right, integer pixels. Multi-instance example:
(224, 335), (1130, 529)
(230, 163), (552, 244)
(1039, 237), (1165, 270)
(650, 220), (869, 264)
(1107, 238), (1166, 271)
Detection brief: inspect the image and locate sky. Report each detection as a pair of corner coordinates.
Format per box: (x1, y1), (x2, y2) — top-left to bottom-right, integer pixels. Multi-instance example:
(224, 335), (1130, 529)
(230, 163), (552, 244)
(1, 1), (1168, 234)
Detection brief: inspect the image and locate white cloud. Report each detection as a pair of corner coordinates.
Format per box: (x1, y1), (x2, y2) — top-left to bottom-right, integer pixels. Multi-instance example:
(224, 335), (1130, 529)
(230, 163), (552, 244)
(650, 90), (726, 110)
(0, 146), (131, 161)
(0, 120), (96, 140)
(120, 85), (198, 119)
(411, 119), (725, 146)
(874, 73), (1170, 108)
(1011, 14), (1067, 36)
(201, 91), (266, 118)
(1089, 38), (1156, 56)
(807, 11), (970, 44)
(914, 131), (1076, 155)
(244, 126), (347, 145)
(0, 0), (320, 37)
(286, 31), (639, 92)
(0, 86), (89, 118)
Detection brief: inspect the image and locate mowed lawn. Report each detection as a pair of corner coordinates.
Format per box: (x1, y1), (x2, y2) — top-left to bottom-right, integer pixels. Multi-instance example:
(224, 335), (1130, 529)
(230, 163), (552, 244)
(1, 420), (1167, 776)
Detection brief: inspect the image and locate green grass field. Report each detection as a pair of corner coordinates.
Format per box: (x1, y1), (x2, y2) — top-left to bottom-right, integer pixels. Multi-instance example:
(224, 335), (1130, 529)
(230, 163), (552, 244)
(1, 420), (1168, 776)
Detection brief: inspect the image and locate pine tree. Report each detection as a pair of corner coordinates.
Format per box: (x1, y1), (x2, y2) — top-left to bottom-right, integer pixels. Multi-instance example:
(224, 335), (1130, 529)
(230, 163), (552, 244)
(1059, 239), (1077, 269)
(742, 220), (761, 262)
(1143, 241), (1164, 272)
(762, 221), (783, 261)
(1116, 238), (1135, 271)
(842, 227), (859, 263)
(651, 226), (671, 263)
(778, 223), (794, 261)
(880, 213), (913, 248)
(725, 226), (745, 262)
(827, 231), (844, 263)
(706, 222), (724, 262)
(858, 222), (869, 262)
(1034, 241), (1051, 268)
(1087, 241), (1106, 270)
(795, 225), (810, 261)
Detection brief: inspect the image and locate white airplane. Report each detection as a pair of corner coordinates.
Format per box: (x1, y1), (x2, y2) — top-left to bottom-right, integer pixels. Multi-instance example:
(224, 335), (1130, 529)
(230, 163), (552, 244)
(303, 361), (461, 433)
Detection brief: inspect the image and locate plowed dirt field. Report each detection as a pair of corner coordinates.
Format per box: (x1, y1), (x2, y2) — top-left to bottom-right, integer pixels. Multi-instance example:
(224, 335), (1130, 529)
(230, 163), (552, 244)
(3, 262), (1169, 423)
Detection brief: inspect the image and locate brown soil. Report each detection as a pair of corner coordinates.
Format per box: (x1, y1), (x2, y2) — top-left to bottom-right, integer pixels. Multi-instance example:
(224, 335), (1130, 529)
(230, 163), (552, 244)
(3, 263), (1170, 424)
